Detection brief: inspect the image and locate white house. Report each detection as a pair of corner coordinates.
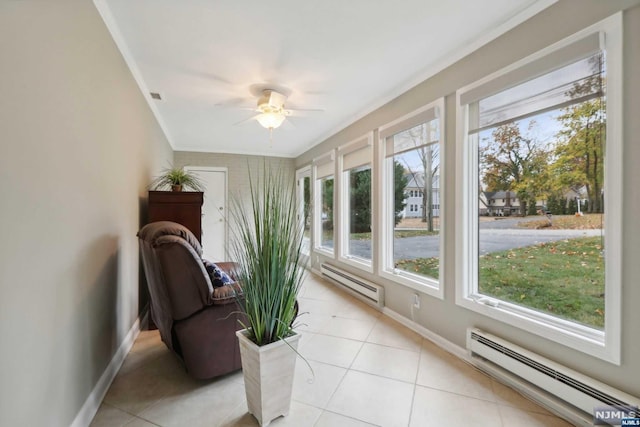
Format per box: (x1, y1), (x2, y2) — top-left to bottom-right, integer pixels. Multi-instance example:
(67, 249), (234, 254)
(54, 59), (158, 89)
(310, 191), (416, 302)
(402, 172), (441, 219)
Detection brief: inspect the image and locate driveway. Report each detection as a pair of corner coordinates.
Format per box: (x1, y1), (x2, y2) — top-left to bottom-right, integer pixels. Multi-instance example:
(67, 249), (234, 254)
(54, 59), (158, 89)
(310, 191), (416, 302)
(345, 217), (602, 260)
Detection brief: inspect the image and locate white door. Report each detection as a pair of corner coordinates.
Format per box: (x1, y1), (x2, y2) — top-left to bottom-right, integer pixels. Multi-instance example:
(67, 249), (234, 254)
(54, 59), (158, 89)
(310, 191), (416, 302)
(185, 167), (227, 262)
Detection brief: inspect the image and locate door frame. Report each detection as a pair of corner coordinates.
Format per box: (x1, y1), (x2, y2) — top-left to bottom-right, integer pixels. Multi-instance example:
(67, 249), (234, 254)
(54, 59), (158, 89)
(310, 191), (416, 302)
(184, 166), (228, 260)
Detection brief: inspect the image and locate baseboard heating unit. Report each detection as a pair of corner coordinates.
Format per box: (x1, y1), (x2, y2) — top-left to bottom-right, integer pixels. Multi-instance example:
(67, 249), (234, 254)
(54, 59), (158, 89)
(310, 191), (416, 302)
(467, 328), (639, 423)
(320, 263), (384, 307)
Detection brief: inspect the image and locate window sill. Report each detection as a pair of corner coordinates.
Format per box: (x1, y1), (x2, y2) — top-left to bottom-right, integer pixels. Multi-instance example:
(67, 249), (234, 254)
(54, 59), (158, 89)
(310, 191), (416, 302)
(338, 255), (373, 274)
(313, 247), (335, 259)
(455, 293), (619, 364)
(379, 268), (443, 299)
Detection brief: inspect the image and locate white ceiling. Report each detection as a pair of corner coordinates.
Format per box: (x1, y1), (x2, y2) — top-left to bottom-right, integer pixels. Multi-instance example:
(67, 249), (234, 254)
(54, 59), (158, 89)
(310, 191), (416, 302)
(97, 0), (552, 158)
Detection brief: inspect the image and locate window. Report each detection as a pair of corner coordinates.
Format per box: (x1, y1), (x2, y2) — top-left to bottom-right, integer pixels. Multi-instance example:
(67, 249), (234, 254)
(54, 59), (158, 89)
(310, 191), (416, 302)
(456, 15), (622, 362)
(380, 99), (445, 296)
(313, 151), (335, 255)
(296, 166), (312, 257)
(339, 133), (373, 267)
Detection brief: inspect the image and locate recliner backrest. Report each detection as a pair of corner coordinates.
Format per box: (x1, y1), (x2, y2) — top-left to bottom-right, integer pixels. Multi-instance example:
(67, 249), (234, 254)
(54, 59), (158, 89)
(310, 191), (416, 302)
(138, 221), (214, 349)
(153, 234), (213, 319)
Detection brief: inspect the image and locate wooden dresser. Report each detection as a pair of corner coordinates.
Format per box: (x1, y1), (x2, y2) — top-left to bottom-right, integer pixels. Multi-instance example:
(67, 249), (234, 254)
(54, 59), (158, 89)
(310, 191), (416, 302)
(148, 191), (204, 242)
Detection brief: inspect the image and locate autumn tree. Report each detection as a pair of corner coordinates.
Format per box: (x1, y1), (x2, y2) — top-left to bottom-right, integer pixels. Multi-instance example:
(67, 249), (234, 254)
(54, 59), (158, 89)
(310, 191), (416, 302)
(481, 122), (551, 216)
(552, 55), (605, 213)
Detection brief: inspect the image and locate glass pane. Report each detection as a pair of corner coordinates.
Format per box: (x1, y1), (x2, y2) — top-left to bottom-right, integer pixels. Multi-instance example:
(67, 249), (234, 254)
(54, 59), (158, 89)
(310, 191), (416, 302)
(303, 176), (311, 237)
(320, 176), (334, 249)
(346, 165), (372, 261)
(391, 120), (440, 155)
(477, 53), (603, 131)
(392, 140), (441, 280)
(301, 175), (311, 255)
(477, 95), (605, 329)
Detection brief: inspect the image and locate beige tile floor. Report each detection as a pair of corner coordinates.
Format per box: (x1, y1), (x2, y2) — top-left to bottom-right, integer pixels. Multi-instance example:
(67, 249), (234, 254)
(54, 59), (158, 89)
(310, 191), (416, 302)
(91, 274), (574, 427)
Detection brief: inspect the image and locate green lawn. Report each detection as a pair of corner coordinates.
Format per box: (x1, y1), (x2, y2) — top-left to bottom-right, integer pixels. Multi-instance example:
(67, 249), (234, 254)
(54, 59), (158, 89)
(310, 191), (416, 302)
(396, 237), (605, 328)
(396, 257), (440, 277)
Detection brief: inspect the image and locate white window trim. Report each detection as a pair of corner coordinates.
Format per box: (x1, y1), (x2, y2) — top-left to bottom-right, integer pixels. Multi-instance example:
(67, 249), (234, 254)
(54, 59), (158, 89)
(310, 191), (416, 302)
(338, 133), (374, 273)
(378, 98), (446, 299)
(455, 13), (622, 364)
(312, 150), (336, 258)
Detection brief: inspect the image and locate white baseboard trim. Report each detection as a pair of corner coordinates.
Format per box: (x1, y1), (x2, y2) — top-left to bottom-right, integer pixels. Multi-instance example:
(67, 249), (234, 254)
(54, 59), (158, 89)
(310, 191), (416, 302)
(312, 267), (469, 360)
(381, 307), (469, 361)
(70, 317), (142, 427)
(313, 268), (583, 425)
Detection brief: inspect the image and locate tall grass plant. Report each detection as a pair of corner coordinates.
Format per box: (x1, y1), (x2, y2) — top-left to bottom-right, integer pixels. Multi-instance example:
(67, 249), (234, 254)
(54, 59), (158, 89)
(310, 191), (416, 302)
(230, 166), (307, 346)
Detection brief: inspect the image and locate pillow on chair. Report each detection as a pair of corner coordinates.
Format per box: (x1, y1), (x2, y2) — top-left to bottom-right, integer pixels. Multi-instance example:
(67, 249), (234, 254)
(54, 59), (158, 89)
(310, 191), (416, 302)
(203, 259), (243, 305)
(203, 259), (233, 287)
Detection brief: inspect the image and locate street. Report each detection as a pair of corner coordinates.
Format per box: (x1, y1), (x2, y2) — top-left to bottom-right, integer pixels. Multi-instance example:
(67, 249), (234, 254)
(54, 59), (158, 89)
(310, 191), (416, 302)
(346, 217), (602, 260)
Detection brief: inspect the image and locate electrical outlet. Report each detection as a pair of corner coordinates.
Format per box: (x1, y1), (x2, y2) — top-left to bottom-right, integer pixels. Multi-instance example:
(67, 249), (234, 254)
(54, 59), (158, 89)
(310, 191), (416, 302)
(412, 293), (420, 309)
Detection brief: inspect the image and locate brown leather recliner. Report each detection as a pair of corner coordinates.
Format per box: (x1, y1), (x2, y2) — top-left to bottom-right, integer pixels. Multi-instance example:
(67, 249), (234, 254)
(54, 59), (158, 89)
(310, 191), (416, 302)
(137, 221), (244, 379)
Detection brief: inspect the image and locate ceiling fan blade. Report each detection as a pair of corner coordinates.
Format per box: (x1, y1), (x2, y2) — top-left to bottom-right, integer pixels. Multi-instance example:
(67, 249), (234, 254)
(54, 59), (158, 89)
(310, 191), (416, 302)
(289, 108), (324, 112)
(286, 102), (325, 114)
(233, 114), (260, 126)
(288, 108), (324, 118)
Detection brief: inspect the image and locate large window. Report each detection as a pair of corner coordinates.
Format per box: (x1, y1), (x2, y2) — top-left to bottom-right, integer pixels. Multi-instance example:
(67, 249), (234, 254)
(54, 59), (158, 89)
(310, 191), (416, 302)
(313, 151), (335, 255)
(339, 134), (373, 268)
(296, 166), (312, 257)
(380, 99), (445, 296)
(456, 16), (622, 362)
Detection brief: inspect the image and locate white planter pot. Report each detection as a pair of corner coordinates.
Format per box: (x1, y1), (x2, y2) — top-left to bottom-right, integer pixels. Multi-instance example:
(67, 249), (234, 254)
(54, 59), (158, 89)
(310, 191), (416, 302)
(236, 329), (300, 427)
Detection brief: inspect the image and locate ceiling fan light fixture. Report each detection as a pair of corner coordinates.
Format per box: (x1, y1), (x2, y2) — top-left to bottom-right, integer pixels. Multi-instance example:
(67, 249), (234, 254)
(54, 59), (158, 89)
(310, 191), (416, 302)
(256, 111), (286, 129)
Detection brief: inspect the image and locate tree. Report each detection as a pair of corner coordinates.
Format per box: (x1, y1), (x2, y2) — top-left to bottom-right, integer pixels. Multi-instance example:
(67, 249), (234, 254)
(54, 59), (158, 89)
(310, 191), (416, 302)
(546, 192), (567, 215)
(347, 162), (407, 232)
(552, 54), (605, 213)
(481, 122), (550, 216)
(349, 168), (372, 233)
(393, 161), (409, 225)
(303, 176), (311, 232)
(402, 123), (440, 231)
(321, 177), (333, 230)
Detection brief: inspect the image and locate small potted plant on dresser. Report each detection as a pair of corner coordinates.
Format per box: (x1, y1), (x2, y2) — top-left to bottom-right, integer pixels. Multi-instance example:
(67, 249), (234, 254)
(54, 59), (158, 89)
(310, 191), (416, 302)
(230, 167), (307, 427)
(149, 166), (204, 192)
(147, 166), (206, 242)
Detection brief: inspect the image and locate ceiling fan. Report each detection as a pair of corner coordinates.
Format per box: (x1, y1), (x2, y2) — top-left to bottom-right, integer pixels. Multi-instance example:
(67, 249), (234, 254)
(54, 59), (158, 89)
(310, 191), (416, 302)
(219, 84), (323, 131)
(252, 89), (293, 130)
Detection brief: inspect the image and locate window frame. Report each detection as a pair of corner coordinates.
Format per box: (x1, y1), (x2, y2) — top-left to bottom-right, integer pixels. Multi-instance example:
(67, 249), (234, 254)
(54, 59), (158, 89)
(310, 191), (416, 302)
(338, 133), (374, 272)
(378, 98), (446, 298)
(296, 165), (312, 259)
(313, 150), (336, 257)
(455, 13), (623, 363)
